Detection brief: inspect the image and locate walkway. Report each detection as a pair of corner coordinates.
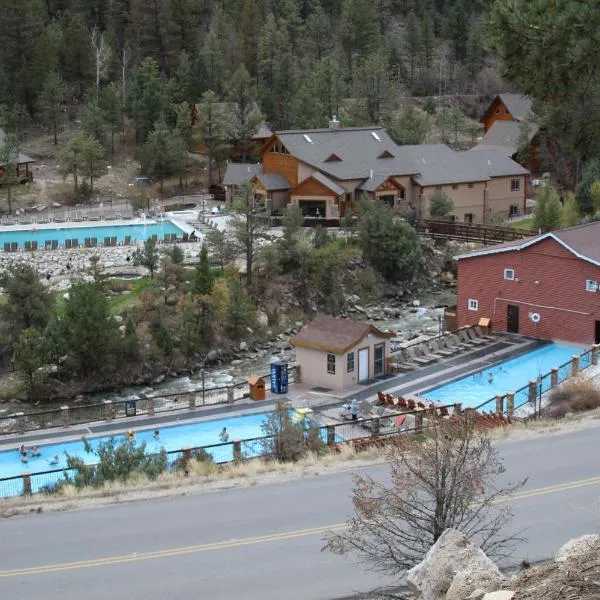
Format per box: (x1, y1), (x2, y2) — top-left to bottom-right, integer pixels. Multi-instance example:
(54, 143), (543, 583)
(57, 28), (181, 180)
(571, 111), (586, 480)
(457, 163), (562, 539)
(0, 334), (544, 450)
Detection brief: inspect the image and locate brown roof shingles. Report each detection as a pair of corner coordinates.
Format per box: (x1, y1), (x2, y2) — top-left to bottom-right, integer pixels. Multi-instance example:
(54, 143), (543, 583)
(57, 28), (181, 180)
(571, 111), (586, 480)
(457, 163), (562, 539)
(290, 314), (392, 354)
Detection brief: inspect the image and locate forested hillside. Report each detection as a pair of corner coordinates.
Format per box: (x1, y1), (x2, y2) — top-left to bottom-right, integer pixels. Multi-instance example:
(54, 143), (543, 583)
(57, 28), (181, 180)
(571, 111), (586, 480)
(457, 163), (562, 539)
(0, 0), (496, 139)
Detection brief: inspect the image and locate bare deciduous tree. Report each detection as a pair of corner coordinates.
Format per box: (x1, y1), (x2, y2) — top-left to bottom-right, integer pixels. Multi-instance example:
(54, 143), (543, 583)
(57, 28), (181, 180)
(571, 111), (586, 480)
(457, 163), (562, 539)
(91, 28), (110, 101)
(323, 415), (526, 576)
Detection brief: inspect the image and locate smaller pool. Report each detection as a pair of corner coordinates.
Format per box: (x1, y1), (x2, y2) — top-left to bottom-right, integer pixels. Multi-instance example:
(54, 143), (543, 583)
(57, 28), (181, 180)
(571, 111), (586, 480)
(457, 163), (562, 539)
(423, 343), (582, 409)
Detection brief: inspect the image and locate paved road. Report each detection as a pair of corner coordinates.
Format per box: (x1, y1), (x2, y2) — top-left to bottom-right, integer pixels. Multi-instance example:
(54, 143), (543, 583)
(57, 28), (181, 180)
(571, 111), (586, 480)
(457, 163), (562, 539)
(1, 425), (600, 600)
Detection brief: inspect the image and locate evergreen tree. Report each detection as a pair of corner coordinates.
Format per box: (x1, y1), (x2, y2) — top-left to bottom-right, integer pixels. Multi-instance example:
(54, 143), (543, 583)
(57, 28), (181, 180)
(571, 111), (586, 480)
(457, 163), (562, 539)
(404, 10), (421, 84)
(533, 185), (563, 233)
(195, 90), (230, 186)
(0, 0), (48, 111)
(100, 82), (123, 153)
(128, 58), (164, 143)
(138, 117), (185, 192)
(576, 159), (600, 215)
(227, 65), (262, 161)
(305, 1), (332, 62)
(357, 51), (392, 125)
(132, 238), (160, 278)
(193, 244), (214, 295)
(205, 227), (234, 273)
(429, 191), (454, 219)
(389, 104), (430, 145)
(357, 199), (421, 282)
(62, 281), (121, 376)
(227, 279), (256, 341)
(201, 8), (230, 94)
(339, 0), (380, 82)
(14, 327), (47, 395)
(59, 9), (94, 99)
(62, 134), (105, 193)
(82, 100), (108, 148)
(561, 193), (580, 228)
(38, 72), (65, 145)
(0, 133), (21, 215)
(421, 11), (435, 70)
(0, 263), (53, 348)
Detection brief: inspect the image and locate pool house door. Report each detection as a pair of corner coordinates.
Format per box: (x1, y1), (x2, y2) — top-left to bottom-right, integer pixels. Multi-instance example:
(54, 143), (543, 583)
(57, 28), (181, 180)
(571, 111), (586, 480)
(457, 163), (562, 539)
(595, 320), (600, 345)
(507, 304), (519, 333)
(358, 348), (369, 382)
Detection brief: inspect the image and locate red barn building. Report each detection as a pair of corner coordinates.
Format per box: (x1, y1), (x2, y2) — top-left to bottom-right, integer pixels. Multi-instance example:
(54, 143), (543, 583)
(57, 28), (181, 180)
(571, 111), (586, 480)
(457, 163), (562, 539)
(455, 222), (600, 345)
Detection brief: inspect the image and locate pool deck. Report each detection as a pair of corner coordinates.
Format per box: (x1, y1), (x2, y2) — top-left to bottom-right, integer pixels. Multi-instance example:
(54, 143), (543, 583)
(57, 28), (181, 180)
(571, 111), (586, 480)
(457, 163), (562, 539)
(0, 334), (550, 451)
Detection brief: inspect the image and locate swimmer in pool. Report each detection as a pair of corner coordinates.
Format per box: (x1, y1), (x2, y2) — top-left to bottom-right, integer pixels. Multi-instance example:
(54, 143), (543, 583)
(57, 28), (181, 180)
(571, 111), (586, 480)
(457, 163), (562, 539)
(153, 430), (160, 440)
(487, 372), (494, 384)
(219, 427), (229, 443)
(48, 455), (59, 466)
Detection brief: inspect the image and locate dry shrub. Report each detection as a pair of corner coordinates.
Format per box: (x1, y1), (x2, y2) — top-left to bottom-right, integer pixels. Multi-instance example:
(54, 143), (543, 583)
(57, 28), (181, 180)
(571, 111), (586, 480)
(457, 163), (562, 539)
(547, 377), (600, 417)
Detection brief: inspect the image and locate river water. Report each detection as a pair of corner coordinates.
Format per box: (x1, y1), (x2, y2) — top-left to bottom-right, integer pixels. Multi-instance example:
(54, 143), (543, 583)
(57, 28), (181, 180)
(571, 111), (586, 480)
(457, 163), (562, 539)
(0, 291), (454, 413)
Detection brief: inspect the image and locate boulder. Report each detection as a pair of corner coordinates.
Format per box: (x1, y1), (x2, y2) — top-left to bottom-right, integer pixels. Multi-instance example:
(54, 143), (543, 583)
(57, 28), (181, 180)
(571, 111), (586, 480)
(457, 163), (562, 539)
(206, 349), (219, 362)
(406, 529), (502, 600)
(446, 568), (504, 600)
(239, 341), (247, 351)
(555, 534), (600, 563)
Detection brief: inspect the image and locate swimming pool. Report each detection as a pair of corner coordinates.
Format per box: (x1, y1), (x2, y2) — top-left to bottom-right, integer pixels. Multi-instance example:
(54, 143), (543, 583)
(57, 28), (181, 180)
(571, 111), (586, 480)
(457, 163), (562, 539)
(0, 220), (186, 249)
(0, 409), (329, 496)
(423, 343), (582, 409)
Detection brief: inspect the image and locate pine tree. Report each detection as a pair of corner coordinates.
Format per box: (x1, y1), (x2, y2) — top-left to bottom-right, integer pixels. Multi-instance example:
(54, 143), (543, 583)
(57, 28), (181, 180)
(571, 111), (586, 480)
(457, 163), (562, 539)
(533, 185), (563, 233)
(0, 133), (22, 215)
(305, 1), (332, 63)
(38, 72), (65, 145)
(128, 58), (164, 143)
(132, 238), (160, 278)
(82, 100), (108, 148)
(193, 244), (214, 295)
(561, 193), (580, 228)
(100, 83), (123, 153)
(339, 0), (380, 82)
(357, 51), (392, 125)
(227, 65), (262, 161)
(404, 10), (421, 84)
(421, 10), (435, 70)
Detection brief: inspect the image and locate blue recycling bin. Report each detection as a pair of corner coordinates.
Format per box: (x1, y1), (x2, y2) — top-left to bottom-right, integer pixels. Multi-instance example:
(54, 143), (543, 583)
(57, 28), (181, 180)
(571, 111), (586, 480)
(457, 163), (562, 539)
(270, 361), (289, 394)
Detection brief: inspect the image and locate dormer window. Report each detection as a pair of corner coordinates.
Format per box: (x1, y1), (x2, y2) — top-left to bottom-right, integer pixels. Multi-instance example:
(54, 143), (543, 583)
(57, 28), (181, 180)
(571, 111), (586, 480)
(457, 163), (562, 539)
(377, 150), (394, 159)
(269, 140), (290, 154)
(325, 153), (342, 162)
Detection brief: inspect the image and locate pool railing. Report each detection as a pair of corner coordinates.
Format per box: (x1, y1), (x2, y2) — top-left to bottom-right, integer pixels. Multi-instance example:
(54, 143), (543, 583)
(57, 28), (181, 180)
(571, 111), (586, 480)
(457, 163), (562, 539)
(473, 346), (598, 415)
(0, 405), (458, 499)
(0, 367), (298, 436)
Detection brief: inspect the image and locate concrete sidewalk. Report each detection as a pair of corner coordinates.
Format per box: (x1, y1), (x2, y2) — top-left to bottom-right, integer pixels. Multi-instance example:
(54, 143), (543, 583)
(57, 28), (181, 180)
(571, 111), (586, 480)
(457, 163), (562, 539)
(0, 334), (543, 449)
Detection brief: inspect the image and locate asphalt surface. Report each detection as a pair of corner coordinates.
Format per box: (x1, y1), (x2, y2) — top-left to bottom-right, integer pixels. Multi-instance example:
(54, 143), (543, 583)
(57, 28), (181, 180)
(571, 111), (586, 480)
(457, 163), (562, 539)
(1, 424), (599, 600)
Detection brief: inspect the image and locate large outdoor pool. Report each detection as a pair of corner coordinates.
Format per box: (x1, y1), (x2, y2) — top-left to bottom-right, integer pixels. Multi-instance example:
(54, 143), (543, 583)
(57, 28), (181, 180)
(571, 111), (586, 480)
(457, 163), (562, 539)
(0, 409), (326, 496)
(423, 343), (583, 409)
(0, 220), (186, 249)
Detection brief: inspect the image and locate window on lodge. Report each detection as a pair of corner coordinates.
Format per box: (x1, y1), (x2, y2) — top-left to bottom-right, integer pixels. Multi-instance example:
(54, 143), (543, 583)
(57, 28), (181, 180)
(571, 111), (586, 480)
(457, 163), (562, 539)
(347, 352), (354, 372)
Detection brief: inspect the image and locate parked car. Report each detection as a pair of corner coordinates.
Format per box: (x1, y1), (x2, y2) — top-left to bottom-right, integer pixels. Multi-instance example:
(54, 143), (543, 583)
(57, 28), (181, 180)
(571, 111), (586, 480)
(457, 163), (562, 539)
(134, 176), (153, 186)
(209, 183), (226, 201)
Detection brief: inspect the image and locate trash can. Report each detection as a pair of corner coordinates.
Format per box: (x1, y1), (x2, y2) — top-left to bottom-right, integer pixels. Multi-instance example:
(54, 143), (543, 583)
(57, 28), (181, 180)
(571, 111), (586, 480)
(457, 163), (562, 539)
(270, 361), (289, 394)
(248, 376), (266, 401)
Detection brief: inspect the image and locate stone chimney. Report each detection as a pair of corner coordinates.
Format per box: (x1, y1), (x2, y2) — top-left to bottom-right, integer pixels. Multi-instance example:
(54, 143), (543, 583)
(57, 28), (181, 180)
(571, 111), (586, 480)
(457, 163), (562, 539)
(328, 115), (340, 129)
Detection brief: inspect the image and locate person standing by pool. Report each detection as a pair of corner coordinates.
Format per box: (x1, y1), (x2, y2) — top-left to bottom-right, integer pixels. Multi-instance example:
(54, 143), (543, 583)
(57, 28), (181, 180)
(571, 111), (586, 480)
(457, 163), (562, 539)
(219, 427), (229, 442)
(351, 398), (358, 421)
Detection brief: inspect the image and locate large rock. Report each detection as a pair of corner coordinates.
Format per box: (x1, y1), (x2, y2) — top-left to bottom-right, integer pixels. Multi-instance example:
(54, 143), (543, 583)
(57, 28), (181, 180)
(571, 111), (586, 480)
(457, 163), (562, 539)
(406, 529), (503, 600)
(446, 567), (504, 600)
(555, 534), (600, 563)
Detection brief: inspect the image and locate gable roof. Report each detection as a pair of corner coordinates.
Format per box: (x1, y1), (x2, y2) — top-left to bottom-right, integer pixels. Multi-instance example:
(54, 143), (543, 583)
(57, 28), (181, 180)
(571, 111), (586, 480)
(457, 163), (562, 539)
(254, 172), (290, 191)
(471, 120), (539, 155)
(403, 144), (489, 186)
(455, 221), (600, 267)
(498, 94), (533, 121)
(358, 173), (398, 192)
(291, 314), (392, 354)
(465, 149), (529, 178)
(266, 127), (419, 181)
(292, 171), (346, 196)
(223, 162), (261, 186)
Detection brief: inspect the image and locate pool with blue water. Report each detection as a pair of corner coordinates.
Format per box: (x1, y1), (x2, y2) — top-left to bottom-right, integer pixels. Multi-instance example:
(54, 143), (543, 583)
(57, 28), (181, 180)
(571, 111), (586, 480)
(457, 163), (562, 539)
(423, 343), (583, 408)
(0, 220), (185, 249)
(0, 410), (330, 496)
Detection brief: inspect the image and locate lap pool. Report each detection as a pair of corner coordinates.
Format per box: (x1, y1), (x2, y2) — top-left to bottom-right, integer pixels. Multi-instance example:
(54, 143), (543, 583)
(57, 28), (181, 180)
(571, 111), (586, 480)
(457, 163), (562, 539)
(0, 410), (326, 496)
(0, 219), (186, 249)
(422, 343), (583, 409)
